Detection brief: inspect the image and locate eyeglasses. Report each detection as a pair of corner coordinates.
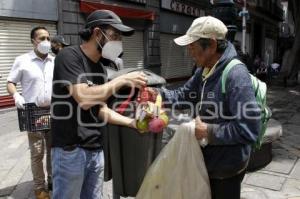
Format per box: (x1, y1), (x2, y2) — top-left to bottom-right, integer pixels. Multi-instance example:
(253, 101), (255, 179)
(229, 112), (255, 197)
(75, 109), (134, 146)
(104, 29), (122, 41)
(38, 36), (50, 41)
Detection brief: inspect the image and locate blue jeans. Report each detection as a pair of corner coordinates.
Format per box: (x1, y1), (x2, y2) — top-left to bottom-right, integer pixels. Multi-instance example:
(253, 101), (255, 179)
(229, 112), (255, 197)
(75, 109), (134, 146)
(51, 147), (104, 199)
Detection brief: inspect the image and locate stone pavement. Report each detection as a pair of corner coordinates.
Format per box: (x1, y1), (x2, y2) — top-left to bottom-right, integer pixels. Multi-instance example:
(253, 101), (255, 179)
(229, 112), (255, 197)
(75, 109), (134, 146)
(241, 84), (300, 199)
(0, 109), (114, 199)
(0, 84), (300, 199)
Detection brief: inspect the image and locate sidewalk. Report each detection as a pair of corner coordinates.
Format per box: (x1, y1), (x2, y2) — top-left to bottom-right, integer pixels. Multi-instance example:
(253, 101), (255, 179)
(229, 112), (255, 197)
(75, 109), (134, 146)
(241, 84), (300, 199)
(0, 85), (300, 199)
(0, 110), (114, 199)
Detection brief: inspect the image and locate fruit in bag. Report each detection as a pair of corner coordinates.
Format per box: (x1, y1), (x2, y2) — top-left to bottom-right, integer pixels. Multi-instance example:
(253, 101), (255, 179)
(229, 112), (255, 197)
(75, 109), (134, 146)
(148, 117), (165, 133)
(137, 118), (149, 133)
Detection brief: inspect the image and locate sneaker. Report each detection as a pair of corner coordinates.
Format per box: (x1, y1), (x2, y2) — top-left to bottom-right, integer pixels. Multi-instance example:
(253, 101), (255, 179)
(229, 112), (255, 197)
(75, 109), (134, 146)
(34, 189), (50, 199)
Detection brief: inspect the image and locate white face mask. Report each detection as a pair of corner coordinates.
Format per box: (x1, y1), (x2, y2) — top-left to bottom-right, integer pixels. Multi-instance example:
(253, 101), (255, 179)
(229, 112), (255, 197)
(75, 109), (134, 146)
(97, 30), (123, 62)
(37, 40), (51, 55)
(101, 41), (123, 62)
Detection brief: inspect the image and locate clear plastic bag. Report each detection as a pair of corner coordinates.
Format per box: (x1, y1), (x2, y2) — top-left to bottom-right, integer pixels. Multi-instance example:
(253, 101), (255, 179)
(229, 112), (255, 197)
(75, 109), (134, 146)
(136, 121), (211, 199)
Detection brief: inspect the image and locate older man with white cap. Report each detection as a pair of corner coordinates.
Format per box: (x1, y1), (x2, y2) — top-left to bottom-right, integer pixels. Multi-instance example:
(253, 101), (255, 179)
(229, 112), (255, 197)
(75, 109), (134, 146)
(148, 16), (261, 199)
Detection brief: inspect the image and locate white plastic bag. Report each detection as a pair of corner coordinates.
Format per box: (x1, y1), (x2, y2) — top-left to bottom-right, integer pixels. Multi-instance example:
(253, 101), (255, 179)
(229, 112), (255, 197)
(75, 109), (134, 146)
(136, 121), (211, 199)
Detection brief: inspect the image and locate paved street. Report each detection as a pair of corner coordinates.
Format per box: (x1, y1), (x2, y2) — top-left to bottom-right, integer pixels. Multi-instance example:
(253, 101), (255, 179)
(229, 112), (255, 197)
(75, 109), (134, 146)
(0, 84), (300, 199)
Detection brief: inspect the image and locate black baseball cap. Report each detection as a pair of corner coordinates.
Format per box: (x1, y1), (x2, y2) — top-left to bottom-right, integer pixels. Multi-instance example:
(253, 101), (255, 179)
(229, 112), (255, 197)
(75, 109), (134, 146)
(85, 10), (134, 36)
(51, 35), (70, 46)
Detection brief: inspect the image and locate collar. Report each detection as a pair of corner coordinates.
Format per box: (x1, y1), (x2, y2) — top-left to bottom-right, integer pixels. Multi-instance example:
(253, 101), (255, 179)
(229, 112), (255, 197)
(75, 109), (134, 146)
(202, 60), (219, 81)
(29, 50), (53, 62)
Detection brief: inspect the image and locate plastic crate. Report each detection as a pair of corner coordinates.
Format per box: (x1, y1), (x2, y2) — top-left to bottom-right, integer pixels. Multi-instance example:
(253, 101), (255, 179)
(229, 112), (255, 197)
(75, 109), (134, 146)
(17, 103), (51, 132)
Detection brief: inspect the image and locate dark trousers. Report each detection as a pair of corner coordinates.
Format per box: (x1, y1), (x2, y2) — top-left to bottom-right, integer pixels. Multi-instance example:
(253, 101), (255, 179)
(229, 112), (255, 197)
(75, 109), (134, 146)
(209, 170), (246, 199)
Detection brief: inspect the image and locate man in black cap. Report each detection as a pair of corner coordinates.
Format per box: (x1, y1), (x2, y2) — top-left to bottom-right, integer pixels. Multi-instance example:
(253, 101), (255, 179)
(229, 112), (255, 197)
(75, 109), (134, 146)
(50, 35), (70, 55)
(51, 10), (146, 199)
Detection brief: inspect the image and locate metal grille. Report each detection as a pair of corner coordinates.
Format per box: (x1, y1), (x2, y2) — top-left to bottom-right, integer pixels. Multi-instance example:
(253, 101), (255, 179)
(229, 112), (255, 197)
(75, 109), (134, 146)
(160, 33), (193, 79)
(122, 31), (144, 68)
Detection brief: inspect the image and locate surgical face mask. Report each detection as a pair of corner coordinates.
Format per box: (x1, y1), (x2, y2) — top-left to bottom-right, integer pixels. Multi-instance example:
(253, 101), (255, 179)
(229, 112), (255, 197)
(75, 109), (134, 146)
(96, 30), (123, 62)
(37, 40), (51, 55)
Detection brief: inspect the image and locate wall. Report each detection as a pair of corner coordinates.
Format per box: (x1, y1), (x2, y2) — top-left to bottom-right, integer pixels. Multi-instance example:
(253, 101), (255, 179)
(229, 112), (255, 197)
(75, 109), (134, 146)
(0, 0), (57, 21)
(58, 0), (153, 44)
(145, 0), (161, 73)
(57, 0), (85, 45)
(160, 11), (194, 34)
(58, 0), (209, 75)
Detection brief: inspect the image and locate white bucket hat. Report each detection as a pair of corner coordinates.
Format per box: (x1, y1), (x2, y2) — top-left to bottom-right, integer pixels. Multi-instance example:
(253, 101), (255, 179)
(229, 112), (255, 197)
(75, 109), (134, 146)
(174, 16), (228, 46)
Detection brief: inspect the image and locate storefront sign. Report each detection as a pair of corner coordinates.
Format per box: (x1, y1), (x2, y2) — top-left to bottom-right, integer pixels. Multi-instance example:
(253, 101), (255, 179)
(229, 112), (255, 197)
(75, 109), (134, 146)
(161, 0), (204, 17)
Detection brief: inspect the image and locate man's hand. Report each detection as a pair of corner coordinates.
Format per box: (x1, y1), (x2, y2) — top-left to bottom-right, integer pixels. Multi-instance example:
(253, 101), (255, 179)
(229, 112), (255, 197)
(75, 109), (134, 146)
(68, 71), (146, 111)
(13, 92), (25, 109)
(129, 119), (137, 129)
(98, 104), (138, 129)
(195, 116), (208, 140)
(119, 71), (147, 89)
(144, 87), (159, 99)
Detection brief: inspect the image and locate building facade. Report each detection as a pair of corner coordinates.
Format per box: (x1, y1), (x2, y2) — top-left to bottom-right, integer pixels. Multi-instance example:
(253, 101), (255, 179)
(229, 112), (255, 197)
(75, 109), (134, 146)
(0, 0), (284, 108)
(59, 0), (210, 79)
(233, 0), (284, 65)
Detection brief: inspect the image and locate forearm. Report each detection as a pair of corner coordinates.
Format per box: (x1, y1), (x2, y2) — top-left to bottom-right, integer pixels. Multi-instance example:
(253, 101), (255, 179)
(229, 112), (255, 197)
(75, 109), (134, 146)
(159, 86), (194, 109)
(87, 78), (124, 100)
(7, 82), (18, 96)
(98, 105), (135, 128)
(71, 77), (126, 110)
(159, 71), (200, 106)
(72, 71), (146, 110)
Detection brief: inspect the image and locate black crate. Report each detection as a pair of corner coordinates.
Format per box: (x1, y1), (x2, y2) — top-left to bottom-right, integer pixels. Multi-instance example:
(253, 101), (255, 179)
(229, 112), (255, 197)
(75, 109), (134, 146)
(17, 103), (51, 132)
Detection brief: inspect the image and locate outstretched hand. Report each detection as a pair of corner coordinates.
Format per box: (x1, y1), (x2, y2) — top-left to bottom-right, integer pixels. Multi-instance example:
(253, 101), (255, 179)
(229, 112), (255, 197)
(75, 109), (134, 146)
(121, 71), (147, 89)
(143, 87), (159, 101)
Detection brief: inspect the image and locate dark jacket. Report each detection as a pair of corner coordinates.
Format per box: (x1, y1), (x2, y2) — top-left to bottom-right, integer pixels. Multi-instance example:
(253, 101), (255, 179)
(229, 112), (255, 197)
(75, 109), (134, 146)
(160, 42), (261, 179)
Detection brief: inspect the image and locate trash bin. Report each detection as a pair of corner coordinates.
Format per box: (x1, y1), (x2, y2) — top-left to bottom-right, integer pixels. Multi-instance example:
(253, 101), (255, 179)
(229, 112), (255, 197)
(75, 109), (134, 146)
(103, 68), (166, 197)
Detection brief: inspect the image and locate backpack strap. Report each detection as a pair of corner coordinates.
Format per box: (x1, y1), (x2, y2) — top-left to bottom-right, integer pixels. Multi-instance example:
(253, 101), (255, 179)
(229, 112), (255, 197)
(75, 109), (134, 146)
(221, 59), (243, 94)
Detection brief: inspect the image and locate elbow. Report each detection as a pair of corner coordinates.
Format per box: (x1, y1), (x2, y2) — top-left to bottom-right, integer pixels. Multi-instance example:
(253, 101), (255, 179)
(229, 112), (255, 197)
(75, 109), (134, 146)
(7, 82), (15, 95)
(252, 124), (261, 144)
(247, 126), (260, 145)
(72, 93), (104, 111)
(79, 103), (91, 111)
(248, 133), (259, 145)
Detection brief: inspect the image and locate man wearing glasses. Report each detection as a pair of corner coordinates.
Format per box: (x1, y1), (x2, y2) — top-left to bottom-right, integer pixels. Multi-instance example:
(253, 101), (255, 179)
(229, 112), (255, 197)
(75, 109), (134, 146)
(51, 10), (147, 198)
(7, 26), (53, 199)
